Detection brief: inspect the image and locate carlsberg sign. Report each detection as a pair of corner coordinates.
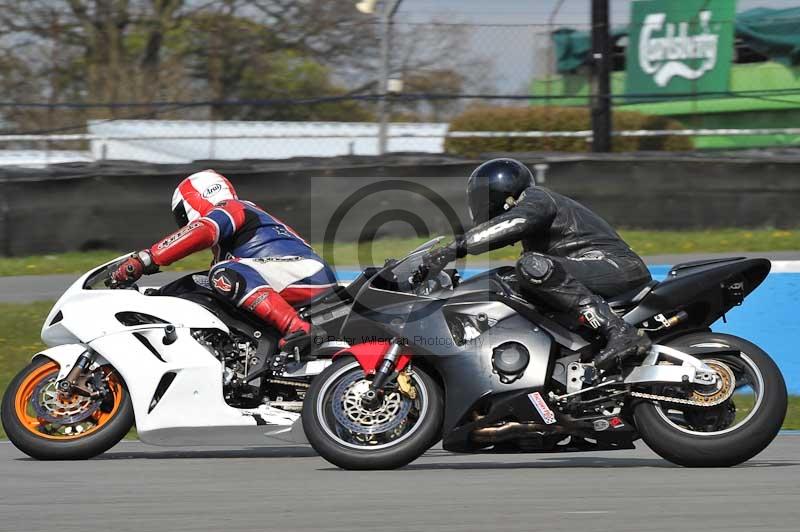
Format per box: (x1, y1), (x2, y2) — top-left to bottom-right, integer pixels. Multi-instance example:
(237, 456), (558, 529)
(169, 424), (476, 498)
(626, 0), (736, 99)
(639, 10), (719, 87)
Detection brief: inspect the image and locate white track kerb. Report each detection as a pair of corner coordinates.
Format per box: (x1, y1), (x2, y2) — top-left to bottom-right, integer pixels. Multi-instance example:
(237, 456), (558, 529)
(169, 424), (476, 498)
(765, 261), (800, 273)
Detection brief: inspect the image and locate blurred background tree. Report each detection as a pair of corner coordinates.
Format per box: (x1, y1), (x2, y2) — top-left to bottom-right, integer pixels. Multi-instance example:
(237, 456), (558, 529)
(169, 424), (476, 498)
(0, 0), (491, 132)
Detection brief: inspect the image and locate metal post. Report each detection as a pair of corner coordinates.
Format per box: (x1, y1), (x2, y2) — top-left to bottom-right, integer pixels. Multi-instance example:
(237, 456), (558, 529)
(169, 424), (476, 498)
(377, 0), (402, 155)
(210, 117), (216, 159)
(545, 0), (566, 105)
(590, 0), (612, 152)
(0, 195), (10, 257)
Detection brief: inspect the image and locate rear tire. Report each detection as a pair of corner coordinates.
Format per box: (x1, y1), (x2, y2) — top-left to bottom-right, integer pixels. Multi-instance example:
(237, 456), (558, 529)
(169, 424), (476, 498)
(1, 357), (134, 460)
(634, 333), (787, 467)
(303, 357), (443, 470)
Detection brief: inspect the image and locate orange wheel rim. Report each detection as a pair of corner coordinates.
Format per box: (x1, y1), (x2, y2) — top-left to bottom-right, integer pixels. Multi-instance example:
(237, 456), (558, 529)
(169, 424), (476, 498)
(14, 361), (123, 440)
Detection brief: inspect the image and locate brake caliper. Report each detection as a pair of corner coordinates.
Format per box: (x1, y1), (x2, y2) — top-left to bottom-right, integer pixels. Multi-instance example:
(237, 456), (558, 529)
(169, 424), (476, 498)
(397, 371), (417, 400)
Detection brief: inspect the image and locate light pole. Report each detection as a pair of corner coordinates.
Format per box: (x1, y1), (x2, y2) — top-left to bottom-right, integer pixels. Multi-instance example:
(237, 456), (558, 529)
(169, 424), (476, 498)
(590, 0), (612, 152)
(357, 0), (403, 155)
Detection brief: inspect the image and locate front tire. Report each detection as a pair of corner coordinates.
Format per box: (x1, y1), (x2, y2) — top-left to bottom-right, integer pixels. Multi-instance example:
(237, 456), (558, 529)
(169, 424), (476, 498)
(302, 356), (443, 470)
(1, 356), (134, 460)
(634, 332), (787, 467)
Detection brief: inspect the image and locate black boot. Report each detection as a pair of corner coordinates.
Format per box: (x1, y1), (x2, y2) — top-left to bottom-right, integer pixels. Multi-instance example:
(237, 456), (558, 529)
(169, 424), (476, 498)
(577, 295), (651, 372)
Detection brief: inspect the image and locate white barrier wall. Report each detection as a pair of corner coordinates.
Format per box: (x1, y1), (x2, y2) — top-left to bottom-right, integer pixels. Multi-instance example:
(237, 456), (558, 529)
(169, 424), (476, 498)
(0, 150), (93, 167)
(88, 120), (449, 163)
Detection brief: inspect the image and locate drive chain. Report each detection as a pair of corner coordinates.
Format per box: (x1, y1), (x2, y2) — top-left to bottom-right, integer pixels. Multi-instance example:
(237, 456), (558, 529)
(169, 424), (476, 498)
(629, 388), (733, 407)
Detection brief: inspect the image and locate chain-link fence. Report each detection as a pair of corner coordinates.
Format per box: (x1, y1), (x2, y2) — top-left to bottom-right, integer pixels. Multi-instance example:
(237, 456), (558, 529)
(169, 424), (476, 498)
(0, 14), (553, 164)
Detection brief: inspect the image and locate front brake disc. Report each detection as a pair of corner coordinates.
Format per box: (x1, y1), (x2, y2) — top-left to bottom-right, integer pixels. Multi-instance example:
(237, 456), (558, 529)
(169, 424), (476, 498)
(32, 376), (99, 425)
(332, 372), (411, 435)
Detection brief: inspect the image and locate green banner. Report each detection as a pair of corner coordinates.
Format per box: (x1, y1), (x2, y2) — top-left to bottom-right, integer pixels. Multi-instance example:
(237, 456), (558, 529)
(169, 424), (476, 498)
(625, 0), (737, 100)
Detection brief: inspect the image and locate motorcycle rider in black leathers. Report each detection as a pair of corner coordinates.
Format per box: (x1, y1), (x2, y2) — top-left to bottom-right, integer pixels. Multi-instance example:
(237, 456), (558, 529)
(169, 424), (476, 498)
(418, 158), (652, 372)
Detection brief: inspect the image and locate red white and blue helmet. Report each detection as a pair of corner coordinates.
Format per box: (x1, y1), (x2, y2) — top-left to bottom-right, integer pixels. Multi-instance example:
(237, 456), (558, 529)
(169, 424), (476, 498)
(171, 170), (237, 227)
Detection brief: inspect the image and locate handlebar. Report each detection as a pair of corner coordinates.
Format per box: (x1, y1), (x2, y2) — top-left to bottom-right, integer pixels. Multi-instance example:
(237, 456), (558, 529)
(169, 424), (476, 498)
(102, 259), (138, 290)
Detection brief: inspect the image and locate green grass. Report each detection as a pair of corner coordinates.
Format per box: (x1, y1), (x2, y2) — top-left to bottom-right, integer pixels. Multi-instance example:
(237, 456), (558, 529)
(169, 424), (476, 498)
(2, 228), (800, 277)
(733, 394), (800, 429)
(0, 301), (52, 407)
(0, 301), (798, 439)
(0, 302), (137, 440)
(0, 301), (51, 440)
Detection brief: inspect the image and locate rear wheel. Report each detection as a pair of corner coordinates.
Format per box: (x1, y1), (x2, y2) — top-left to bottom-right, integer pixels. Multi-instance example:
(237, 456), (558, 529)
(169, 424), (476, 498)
(302, 357), (443, 470)
(1, 357), (134, 460)
(634, 333), (787, 467)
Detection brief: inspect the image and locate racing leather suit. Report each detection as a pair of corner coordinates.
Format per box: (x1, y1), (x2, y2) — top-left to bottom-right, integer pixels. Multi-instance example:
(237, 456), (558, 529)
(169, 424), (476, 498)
(460, 187), (651, 302)
(145, 199), (336, 341)
(443, 186), (652, 370)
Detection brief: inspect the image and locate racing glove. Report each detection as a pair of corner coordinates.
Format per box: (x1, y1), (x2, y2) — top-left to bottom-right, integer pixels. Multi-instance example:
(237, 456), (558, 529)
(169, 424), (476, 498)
(413, 238), (465, 284)
(110, 251), (159, 286)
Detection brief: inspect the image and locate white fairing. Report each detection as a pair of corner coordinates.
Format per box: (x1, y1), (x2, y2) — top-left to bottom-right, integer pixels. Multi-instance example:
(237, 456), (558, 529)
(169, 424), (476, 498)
(36, 256), (308, 446)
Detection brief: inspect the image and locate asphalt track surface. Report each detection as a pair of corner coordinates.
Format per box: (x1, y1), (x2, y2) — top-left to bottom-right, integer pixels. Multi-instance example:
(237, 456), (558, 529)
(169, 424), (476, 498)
(0, 271), (187, 303)
(1, 436), (798, 532)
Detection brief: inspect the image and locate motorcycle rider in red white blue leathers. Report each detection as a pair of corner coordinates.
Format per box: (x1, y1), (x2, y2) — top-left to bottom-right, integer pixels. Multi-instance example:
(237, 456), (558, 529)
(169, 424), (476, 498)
(111, 170), (337, 347)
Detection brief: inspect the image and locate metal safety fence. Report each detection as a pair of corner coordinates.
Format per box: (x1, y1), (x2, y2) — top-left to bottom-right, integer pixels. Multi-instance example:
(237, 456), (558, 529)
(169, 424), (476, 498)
(3, 125), (800, 166)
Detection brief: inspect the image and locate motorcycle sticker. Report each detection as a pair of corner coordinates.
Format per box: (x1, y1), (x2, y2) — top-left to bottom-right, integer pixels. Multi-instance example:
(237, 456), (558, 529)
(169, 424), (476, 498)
(528, 391), (557, 424)
(609, 417), (625, 429)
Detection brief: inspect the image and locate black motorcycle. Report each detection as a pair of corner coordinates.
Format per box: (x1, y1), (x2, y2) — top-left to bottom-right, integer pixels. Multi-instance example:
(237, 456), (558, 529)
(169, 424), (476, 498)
(301, 239), (787, 470)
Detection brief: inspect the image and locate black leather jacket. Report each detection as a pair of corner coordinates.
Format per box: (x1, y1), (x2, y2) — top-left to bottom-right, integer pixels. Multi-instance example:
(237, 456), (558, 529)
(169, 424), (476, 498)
(459, 187), (640, 261)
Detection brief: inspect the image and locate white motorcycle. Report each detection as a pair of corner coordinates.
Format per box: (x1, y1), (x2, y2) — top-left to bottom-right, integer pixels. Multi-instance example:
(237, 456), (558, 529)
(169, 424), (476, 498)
(1, 255), (349, 460)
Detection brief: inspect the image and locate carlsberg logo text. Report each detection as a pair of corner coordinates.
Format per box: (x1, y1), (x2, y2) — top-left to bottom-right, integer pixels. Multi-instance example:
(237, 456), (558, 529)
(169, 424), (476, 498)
(638, 10), (718, 87)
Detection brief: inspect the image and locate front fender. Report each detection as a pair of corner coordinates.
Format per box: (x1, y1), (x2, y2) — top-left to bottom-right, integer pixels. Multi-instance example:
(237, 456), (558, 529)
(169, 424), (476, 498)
(332, 341), (411, 374)
(32, 344), (111, 382)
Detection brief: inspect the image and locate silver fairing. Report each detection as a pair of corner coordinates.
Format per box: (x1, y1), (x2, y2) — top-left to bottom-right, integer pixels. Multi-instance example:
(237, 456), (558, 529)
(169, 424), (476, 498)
(434, 313), (552, 433)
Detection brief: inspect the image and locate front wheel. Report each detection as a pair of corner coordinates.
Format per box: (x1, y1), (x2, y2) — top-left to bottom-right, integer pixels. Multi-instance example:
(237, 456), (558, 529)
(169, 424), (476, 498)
(1, 356), (134, 460)
(634, 332), (787, 467)
(302, 357), (443, 470)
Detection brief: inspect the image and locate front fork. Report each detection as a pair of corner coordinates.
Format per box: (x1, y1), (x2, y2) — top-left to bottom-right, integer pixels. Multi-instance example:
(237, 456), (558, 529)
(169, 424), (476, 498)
(371, 339), (405, 389)
(362, 338), (405, 409)
(58, 349), (99, 397)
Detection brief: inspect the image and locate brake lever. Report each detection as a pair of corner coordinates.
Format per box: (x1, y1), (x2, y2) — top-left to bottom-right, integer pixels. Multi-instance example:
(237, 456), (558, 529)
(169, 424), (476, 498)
(104, 276), (137, 290)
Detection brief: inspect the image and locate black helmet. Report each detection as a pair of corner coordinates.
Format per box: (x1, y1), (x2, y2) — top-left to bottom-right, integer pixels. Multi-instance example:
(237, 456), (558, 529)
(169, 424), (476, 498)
(467, 158), (535, 225)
